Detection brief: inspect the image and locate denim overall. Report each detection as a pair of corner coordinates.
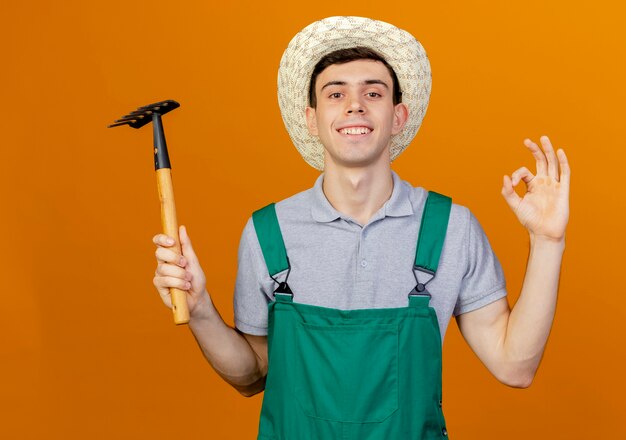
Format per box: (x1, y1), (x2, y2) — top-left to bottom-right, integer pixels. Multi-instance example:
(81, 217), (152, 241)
(252, 192), (452, 440)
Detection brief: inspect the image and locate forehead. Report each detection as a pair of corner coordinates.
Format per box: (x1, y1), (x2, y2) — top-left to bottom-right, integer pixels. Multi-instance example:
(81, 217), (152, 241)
(315, 59), (393, 88)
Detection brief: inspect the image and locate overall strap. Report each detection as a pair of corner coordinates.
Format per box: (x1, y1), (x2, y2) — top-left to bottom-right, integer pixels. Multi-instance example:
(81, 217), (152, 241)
(414, 191), (452, 273)
(252, 203), (292, 295)
(409, 191), (452, 304)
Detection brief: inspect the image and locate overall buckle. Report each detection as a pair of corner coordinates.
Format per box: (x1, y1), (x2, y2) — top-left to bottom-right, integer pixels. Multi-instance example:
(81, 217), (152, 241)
(409, 265), (435, 298)
(274, 281), (293, 296)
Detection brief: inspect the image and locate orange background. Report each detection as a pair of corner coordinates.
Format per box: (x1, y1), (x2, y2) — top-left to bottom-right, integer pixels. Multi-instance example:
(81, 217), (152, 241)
(1, 1), (624, 438)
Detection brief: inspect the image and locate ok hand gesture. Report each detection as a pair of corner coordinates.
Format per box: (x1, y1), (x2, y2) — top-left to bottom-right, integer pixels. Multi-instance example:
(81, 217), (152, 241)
(501, 136), (570, 242)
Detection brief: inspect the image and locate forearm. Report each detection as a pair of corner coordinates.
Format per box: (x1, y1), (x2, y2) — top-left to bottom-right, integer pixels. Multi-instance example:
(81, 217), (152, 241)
(503, 234), (565, 382)
(188, 292), (266, 394)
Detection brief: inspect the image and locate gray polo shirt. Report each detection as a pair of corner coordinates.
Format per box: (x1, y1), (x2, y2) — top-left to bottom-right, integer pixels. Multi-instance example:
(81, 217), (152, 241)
(233, 170), (507, 341)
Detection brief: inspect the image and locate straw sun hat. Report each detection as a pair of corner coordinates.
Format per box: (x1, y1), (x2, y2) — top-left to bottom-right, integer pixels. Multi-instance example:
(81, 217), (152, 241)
(277, 16), (432, 171)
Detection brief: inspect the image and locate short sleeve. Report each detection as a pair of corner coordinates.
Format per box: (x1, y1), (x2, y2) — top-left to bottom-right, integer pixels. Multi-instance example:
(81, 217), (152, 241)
(233, 217), (274, 335)
(453, 212), (507, 316)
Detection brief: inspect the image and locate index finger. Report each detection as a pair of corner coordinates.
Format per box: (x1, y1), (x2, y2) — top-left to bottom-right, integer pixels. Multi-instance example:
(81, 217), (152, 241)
(152, 234), (176, 247)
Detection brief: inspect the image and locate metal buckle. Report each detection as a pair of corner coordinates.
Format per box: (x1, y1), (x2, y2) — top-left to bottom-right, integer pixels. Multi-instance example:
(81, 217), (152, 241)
(274, 281), (293, 296)
(410, 265), (435, 298)
(408, 284), (431, 298)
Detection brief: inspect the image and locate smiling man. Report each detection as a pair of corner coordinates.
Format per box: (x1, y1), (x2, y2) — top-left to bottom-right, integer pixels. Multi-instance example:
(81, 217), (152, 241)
(306, 55), (407, 169)
(152, 16), (570, 439)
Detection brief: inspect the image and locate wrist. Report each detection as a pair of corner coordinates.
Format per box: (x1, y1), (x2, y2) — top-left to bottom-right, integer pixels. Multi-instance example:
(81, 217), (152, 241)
(190, 290), (216, 323)
(529, 233), (566, 251)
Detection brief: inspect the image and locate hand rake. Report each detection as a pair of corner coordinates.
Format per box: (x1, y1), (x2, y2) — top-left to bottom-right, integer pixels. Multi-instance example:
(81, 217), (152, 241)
(108, 100), (190, 325)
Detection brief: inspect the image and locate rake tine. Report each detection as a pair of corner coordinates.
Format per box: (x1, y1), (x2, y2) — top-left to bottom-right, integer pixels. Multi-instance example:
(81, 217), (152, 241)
(138, 100), (172, 110)
(120, 111), (150, 119)
(138, 104), (161, 111)
(107, 120), (132, 128)
(115, 114), (147, 123)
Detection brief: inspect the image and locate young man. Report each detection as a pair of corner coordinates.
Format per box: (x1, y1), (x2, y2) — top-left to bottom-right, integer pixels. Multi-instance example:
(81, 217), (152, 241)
(152, 17), (569, 439)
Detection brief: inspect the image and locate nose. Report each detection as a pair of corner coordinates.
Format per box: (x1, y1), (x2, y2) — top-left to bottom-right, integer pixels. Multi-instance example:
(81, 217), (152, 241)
(345, 95), (365, 114)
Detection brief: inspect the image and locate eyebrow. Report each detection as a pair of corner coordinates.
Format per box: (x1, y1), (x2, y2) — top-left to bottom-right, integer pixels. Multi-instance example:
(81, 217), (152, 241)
(320, 79), (390, 91)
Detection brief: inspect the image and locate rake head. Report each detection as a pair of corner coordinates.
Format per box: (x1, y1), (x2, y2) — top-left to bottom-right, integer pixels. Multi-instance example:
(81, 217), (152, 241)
(107, 100), (180, 129)
(108, 99), (180, 170)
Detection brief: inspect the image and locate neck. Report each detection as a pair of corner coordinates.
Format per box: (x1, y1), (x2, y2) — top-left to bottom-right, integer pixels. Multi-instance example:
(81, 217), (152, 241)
(322, 161), (394, 226)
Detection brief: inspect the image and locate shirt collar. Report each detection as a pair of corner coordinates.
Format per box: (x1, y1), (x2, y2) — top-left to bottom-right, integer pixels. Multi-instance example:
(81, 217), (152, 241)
(310, 170), (414, 223)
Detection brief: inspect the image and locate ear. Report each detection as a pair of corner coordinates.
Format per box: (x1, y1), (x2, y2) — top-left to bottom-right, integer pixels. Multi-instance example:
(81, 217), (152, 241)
(305, 106), (318, 136)
(391, 103), (409, 135)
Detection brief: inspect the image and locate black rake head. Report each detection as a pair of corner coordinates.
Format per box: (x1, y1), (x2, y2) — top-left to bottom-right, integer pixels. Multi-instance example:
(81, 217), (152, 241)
(108, 99), (180, 170)
(107, 100), (180, 129)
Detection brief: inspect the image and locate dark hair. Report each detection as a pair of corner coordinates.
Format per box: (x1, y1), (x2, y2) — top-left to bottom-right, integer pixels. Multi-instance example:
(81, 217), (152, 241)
(308, 46), (402, 108)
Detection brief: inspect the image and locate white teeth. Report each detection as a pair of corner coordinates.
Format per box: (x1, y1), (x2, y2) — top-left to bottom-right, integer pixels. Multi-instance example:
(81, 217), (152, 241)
(339, 127), (371, 135)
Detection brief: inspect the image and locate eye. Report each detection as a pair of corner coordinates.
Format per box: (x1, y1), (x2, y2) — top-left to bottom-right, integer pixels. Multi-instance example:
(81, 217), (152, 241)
(366, 92), (382, 98)
(329, 92), (342, 99)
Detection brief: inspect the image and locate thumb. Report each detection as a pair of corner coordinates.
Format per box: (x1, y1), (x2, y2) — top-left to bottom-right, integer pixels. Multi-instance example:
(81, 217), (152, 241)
(179, 225), (199, 264)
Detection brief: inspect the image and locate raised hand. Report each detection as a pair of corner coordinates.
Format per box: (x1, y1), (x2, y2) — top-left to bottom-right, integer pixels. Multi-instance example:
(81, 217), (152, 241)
(501, 136), (570, 242)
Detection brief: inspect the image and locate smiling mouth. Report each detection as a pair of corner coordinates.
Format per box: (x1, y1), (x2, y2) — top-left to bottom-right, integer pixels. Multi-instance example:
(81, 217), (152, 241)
(337, 126), (372, 135)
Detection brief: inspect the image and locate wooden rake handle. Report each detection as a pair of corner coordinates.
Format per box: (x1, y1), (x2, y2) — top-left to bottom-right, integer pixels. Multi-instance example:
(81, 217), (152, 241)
(157, 168), (190, 325)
